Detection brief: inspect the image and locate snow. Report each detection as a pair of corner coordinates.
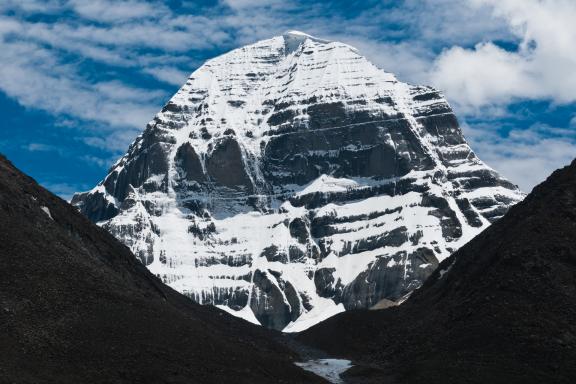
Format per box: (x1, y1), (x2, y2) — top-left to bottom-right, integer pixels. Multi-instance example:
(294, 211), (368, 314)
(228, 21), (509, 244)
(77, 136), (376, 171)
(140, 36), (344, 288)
(463, 186), (524, 202)
(283, 30), (331, 54)
(283, 299), (345, 333)
(438, 262), (454, 279)
(397, 291), (413, 305)
(295, 359), (353, 383)
(40, 206), (53, 220)
(295, 175), (359, 197)
(216, 305), (261, 326)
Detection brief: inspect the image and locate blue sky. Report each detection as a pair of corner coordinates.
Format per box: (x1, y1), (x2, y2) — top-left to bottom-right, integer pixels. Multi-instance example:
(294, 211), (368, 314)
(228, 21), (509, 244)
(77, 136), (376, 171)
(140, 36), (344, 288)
(0, 0), (575, 198)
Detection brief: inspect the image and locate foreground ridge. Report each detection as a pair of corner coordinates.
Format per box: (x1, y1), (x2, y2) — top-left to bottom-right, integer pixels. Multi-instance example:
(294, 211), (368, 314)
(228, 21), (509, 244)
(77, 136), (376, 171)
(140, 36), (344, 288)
(0, 154), (323, 384)
(73, 31), (523, 330)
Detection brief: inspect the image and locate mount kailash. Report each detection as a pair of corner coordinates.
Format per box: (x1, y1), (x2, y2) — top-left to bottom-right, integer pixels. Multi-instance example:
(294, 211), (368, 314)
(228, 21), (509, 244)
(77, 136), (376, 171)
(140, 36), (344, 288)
(72, 31), (524, 330)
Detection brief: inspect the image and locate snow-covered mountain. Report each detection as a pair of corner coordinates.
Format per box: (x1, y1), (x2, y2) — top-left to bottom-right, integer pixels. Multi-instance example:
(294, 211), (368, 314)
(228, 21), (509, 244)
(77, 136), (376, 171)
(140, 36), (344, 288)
(72, 31), (524, 331)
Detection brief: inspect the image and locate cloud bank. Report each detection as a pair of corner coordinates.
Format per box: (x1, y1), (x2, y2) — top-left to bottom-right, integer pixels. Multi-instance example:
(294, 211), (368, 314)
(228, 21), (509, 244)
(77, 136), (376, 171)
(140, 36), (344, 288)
(432, 0), (576, 111)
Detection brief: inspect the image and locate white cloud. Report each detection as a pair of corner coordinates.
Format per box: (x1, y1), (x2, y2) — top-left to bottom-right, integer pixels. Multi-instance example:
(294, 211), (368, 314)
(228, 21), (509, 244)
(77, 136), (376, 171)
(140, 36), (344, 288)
(431, 0), (576, 110)
(70, 0), (167, 22)
(0, 38), (162, 129)
(23, 143), (61, 152)
(21, 17), (229, 53)
(81, 129), (142, 152)
(22, 142), (116, 170)
(221, 0), (285, 10)
(465, 122), (576, 191)
(422, 0), (576, 191)
(0, 2), (220, 159)
(142, 66), (190, 86)
(431, 42), (539, 113)
(93, 81), (165, 102)
(0, 0), (63, 14)
(79, 154), (116, 168)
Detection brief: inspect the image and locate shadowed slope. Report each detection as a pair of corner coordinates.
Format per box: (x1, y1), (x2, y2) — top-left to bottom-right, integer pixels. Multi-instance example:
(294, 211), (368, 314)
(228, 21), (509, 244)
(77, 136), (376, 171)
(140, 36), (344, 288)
(0, 155), (324, 384)
(300, 160), (576, 383)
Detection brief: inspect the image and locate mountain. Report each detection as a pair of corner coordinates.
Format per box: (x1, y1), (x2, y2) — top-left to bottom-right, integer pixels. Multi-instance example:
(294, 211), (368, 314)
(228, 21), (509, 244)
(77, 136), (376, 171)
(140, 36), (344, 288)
(0, 155), (324, 384)
(72, 31), (523, 331)
(299, 159), (576, 383)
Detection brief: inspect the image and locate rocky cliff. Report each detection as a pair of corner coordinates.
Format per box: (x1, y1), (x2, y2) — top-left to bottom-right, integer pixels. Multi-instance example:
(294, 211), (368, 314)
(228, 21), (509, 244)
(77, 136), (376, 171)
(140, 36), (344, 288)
(73, 31), (523, 330)
(300, 159), (576, 383)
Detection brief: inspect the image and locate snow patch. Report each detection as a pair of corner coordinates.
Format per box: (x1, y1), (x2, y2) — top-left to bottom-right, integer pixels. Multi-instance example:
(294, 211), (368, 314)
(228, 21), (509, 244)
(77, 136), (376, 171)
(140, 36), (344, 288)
(283, 299), (345, 333)
(438, 262), (454, 279)
(296, 174), (359, 197)
(40, 206), (53, 220)
(216, 305), (261, 326)
(295, 359), (353, 384)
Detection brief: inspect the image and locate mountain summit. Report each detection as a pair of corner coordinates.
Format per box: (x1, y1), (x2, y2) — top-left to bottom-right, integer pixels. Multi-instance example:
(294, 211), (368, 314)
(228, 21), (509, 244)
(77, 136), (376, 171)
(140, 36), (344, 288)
(73, 32), (523, 330)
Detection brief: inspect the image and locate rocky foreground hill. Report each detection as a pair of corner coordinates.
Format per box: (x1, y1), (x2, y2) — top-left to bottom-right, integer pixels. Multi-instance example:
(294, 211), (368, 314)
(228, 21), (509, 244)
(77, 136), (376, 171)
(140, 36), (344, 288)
(73, 31), (523, 330)
(0, 155), (324, 384)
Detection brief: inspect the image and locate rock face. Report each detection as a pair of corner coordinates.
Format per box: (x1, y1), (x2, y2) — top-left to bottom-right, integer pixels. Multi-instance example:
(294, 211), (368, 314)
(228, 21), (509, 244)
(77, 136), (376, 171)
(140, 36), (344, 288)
(73, 31), (523, 331)
(299, 159), (576, 383)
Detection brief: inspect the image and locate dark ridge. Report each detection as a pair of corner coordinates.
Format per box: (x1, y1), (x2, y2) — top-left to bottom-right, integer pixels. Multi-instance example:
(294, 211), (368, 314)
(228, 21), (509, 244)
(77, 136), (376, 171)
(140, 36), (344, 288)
(0, 154), (324, 384)
(299, 159), (576, 383)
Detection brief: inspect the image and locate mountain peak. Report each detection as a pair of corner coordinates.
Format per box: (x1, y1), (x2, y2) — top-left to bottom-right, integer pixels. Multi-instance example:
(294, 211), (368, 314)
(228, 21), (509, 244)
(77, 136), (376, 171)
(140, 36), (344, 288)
(282, 30), (331, 53)
(73, 32), (523, 331)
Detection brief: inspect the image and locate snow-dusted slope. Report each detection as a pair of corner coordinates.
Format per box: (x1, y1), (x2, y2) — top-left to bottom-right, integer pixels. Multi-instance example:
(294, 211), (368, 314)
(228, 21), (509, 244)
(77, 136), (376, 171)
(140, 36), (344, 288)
(73, 31), (524, 331)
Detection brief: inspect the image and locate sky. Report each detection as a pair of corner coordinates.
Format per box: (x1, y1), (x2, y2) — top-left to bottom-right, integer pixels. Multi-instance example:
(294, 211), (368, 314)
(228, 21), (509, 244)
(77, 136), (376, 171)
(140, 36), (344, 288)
(0, 0), (575, 199)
